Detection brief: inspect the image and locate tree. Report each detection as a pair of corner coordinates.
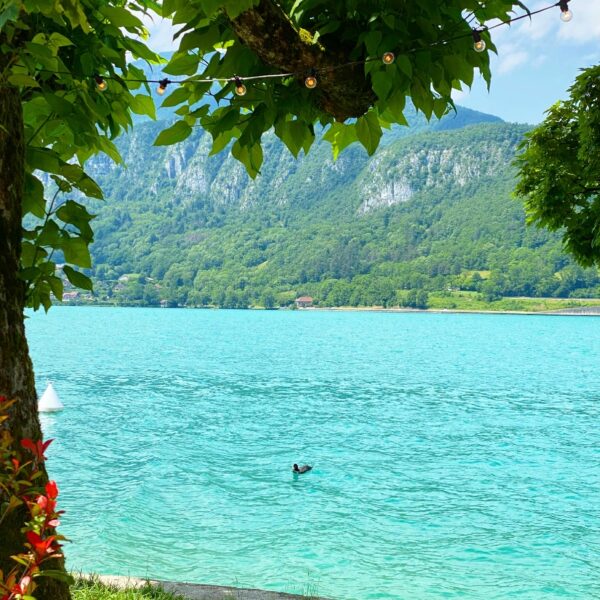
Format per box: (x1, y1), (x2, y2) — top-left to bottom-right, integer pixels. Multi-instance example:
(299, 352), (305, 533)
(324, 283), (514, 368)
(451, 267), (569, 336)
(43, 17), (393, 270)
(515, 65), (600, 267)
(157, 0), (521, 175)
(0, 1), (537, 597)
(0, 1), (159, 597)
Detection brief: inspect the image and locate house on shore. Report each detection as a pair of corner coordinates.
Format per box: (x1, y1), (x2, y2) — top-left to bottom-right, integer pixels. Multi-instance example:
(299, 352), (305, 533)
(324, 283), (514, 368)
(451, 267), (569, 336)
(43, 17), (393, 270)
(295, 296), (313, 308)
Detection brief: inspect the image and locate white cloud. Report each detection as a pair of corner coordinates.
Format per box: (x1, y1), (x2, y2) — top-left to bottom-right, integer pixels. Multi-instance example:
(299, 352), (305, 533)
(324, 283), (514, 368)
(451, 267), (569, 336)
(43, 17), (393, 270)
(558, 1), (600, 42)
(498, 49), (529, 74)
(142, 14), (177, 53)
(451, 87), (471, 102)
(514, 5), (557, 41)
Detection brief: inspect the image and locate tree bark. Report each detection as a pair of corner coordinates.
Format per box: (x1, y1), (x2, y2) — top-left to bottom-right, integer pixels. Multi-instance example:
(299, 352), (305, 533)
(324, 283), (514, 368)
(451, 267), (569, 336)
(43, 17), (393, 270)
(0, 86), (71, 599)
(228, 0), (376, 121)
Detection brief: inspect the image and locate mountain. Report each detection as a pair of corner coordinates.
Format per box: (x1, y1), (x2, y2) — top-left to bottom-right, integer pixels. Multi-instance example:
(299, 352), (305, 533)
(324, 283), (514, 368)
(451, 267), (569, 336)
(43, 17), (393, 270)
(80, 106), (600, 308)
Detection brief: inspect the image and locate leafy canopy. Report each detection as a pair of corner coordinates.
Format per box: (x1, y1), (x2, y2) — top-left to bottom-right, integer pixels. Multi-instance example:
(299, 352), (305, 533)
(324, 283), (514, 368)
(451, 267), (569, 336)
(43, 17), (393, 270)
(515, 65), (600, 267)
(159, 0), (526, 174)
(1, 0), (160, 309)
(1, 0), (533, 308)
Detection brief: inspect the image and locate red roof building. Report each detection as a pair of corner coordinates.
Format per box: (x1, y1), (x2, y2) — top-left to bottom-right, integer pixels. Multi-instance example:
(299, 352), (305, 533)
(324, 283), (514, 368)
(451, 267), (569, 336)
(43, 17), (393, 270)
(295, 296), (313, 308)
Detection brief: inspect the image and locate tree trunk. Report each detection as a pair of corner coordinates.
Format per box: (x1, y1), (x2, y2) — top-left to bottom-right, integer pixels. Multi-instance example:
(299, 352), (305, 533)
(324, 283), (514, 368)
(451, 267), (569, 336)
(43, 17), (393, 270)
(228, 0), (376, 121)
(0, 86), (71, 599)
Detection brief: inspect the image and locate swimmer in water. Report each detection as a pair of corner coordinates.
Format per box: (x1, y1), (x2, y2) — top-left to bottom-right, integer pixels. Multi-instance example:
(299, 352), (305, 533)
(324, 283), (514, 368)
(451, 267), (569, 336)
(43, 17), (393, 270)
(293, 463), (313, 474)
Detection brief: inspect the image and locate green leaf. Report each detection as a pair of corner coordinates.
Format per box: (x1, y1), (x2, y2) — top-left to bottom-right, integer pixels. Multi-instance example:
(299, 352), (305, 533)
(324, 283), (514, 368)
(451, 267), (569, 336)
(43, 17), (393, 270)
(56, 200), (95, 240)
(130, 94), (156, 120)
(274, 119), (313, 158)
(26, 147), (61, 174)
(23, 174), (46, 218)
(98, 138), (122, 164)
(37, 220), (62, 248)
(43, 93), (74, 116)
(372, 70), (393, 101)
(323, 122), (358, 160)
(47, 275), (64, 300)
(163, 53), (200, 76)
(62, 266), (93, 291)
(21, 241), (44, 268)
(8, 74), (39, 88)
(0, 2), (18, 30)
(364, 30), (382, 54)
(35, 570), (75, 585)
(122, 38), (160, 62)
(382, 90), (408, 124)
(59, 164), (103, 199)
(396, 55), (413, 79)
(49, 32), (73, 47)
(210, 129), (237, 155)
(153, 120), (193, 146)
(222, 0), (258, 19)
(61, 236), (92, 268)
(231, 140), (263, 178)
(179, 26), (221, 51)
(19, 267), (41, 282)
(355, 111), (382, 155)
(98, 5), (143, 28)
(160, 86), (191, 108)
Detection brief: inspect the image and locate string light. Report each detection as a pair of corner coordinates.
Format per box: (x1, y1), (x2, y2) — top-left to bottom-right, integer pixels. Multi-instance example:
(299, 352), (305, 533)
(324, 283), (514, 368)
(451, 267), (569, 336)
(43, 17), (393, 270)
(157, 78), (170, 95)
(559, 0), (572, 21)
(305, 71), (318, 89)
(234, 77), (247, 96)
(78, 0), (568, 96)
(472, 29), (486, 52)
(94, 75), (107, 92)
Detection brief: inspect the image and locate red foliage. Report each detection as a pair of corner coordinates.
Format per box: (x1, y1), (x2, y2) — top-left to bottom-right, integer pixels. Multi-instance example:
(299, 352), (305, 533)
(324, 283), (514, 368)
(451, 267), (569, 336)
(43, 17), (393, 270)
(20, 438), (53, 462)
(1, 400), (66, 600)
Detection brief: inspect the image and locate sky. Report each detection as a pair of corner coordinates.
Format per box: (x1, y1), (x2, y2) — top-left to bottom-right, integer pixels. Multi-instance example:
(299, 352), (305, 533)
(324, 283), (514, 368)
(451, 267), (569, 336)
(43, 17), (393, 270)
(454, 0), (600, 123)
(143, 0), (600, 125)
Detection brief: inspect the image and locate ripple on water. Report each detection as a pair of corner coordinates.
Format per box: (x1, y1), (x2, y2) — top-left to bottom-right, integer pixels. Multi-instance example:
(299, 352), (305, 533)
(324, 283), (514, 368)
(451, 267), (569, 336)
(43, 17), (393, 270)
(26, 308), (600, 600)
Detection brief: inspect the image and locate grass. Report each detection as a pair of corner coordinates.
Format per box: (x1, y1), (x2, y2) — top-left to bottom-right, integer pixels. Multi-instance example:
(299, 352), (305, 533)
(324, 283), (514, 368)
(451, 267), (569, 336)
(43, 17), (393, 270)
(70, 573), (324, 600)
(71, 576), (184, 600)
(427, 291), (600, 312)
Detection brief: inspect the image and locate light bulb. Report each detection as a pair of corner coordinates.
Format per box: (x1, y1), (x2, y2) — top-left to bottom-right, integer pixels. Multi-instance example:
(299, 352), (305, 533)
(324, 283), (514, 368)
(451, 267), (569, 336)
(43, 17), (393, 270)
(382, 52), (395, 65)
(157, 78), (170, 96)
(472, 30), (486, 53)
(234, 78), (247, 96)
(305, 74), (317, 89)
(94, 75), (107, 92)
(560, 8), (572, 21)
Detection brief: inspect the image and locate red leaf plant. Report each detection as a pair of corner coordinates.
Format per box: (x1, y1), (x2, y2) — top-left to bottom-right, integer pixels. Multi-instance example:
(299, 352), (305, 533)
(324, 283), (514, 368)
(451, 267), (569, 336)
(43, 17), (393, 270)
(0, 399), (68, 600)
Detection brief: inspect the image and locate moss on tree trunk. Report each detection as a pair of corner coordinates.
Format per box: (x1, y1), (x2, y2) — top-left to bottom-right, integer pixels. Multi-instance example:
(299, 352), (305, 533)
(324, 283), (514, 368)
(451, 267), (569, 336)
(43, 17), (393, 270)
(228, 0), (376, 121)
(0, 84), (71, 600)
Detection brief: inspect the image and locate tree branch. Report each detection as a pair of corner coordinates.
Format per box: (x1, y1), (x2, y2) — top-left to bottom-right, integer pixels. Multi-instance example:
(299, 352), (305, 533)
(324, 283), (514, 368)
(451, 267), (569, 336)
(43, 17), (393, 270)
(227, 0), (376, 121)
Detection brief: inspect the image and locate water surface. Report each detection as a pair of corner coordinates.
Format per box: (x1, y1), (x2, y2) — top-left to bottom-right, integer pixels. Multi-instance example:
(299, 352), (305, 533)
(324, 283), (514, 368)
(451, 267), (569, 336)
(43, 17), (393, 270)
(26, 307), (600, 599)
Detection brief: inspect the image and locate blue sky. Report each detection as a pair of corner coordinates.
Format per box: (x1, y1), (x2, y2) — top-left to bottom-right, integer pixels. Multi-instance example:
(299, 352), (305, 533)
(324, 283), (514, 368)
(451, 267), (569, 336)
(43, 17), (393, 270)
(144, 0), (599, 126)
(454, 0), (600, 124)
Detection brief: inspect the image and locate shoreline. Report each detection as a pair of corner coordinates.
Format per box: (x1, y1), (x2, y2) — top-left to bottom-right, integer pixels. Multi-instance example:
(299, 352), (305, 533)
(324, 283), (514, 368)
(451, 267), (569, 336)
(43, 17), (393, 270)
(53, 303), (600, 317)
(85, 574), (326, 600)
(299, 306), (600, 317)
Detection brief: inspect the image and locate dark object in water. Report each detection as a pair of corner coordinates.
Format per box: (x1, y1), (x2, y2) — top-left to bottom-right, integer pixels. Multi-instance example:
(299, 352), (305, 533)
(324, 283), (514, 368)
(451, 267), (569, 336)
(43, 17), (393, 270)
(293, 463), (313, 474)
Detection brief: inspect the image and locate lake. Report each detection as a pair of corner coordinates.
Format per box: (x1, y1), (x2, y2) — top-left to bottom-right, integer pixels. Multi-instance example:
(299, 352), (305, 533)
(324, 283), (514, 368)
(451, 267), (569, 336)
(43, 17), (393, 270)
(26, 307), (600, 599)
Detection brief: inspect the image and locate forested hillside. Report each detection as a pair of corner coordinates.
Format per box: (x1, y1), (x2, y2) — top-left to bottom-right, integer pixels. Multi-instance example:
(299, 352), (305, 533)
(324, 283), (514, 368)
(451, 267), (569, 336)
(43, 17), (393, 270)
(80, 106), (600, 308)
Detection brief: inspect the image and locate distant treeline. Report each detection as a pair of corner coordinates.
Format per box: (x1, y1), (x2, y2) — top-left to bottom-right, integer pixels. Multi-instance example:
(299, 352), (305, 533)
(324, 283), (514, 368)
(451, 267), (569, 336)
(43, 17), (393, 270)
(78, 118), (600, 309)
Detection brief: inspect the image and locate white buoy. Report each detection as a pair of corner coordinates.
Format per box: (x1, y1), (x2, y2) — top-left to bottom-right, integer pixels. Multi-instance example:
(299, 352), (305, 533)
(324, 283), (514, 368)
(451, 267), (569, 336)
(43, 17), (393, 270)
(38, 382), (64, 412)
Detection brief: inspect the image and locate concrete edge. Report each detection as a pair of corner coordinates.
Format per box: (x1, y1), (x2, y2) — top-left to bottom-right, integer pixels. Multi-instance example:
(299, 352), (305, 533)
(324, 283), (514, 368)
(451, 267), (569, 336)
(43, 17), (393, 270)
(78, 574), (327, 600)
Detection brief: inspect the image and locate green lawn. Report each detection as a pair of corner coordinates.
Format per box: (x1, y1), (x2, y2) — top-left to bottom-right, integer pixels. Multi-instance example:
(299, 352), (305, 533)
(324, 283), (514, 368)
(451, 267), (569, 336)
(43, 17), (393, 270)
(71, 577), (183, 600)
(427, 291), (600, 312)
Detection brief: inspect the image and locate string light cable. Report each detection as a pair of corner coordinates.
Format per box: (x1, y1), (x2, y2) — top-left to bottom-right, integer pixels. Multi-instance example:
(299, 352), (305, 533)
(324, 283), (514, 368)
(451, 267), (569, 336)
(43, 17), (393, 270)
(25, 0), (574, 94)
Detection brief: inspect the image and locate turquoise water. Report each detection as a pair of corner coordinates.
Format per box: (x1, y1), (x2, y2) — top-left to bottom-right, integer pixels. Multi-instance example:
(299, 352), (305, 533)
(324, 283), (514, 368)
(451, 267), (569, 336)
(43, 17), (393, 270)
(26, 307), (600, 599)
